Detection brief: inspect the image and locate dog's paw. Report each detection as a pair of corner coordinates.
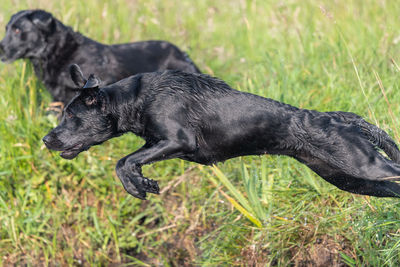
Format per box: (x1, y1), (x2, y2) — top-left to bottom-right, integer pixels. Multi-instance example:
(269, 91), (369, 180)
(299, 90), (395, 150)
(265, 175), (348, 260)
(122, 176), (159, 199)
(130, 176), (159, 195)
(122, 180), (147, 200)
(141, 177), (160, 194)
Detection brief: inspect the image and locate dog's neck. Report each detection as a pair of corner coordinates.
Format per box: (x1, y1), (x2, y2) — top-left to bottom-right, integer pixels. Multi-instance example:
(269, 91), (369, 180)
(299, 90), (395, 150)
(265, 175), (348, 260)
(103, 76), (146, 137)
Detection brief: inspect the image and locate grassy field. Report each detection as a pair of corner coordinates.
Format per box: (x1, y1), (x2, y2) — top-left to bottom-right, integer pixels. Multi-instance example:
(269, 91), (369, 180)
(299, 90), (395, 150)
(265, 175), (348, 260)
(1, 0), (400, 265)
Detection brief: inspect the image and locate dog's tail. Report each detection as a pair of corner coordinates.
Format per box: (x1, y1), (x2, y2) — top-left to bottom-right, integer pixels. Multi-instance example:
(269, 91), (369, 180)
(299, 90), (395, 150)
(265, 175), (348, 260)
(332, 111), (400, 164)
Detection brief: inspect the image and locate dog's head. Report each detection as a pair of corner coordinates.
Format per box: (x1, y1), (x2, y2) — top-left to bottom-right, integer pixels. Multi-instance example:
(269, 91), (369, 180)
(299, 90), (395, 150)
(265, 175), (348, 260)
(43, 64), (117, 159)
(0, 10), (55, 62)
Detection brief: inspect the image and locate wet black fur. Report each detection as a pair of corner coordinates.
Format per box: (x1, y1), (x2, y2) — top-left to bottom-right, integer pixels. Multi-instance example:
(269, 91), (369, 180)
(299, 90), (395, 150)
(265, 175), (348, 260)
(43, 65), (400, 200)
(0, 10), (200, 103)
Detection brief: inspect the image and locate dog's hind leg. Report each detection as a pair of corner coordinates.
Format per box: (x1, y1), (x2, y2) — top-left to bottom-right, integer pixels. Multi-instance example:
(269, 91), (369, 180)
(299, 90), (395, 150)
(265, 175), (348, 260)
(330, 111), (400, 163)
(296, 128), (400, 198)
(322, 174), (400, 198)
(297, 155), (400, 197)
(357, 120), (400, 164)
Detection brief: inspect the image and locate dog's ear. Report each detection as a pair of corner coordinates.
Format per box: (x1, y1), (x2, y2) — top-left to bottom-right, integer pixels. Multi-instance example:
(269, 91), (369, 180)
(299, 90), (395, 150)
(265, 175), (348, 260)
(83, 74), (101, 89)
(82, 74), (102, 106)
(69, 64), (87, 88)
(29, 10), (53, 32)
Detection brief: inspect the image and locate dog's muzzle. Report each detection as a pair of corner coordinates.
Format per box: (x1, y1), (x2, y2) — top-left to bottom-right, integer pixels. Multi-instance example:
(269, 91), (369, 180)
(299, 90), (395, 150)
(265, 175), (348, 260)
(42, 133), (64, 150)
(0, 42), (8, 62)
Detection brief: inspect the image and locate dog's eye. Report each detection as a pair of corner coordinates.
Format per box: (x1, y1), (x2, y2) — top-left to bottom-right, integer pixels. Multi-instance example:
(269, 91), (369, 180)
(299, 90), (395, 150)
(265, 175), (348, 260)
(65, 110), (74, 119)
(13, 28), (20, 34)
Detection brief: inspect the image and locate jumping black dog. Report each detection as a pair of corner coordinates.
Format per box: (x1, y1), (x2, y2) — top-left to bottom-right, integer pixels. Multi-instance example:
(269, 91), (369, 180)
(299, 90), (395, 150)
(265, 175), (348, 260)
(43, 64), (400, 200)
(0, 10), (200, 104)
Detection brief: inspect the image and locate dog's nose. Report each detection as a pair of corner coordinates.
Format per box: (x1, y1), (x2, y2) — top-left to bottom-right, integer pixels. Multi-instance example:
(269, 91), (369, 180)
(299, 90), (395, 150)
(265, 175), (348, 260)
(42, 134), (51, 147)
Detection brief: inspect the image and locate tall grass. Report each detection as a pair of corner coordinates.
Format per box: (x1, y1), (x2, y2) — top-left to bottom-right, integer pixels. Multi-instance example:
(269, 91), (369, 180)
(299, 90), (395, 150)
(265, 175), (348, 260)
(1, 0), (400, 265)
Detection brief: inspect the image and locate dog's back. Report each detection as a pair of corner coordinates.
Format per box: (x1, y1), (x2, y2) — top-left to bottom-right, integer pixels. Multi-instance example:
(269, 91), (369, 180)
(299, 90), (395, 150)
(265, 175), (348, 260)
(110, 41), (200, 74)
(111, 71), (304, 163)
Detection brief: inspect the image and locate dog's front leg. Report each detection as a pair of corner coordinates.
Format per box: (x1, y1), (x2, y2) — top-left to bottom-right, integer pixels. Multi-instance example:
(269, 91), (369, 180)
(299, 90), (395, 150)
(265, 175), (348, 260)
(116, 161), (159, 200)
(115, 140), (188, 199)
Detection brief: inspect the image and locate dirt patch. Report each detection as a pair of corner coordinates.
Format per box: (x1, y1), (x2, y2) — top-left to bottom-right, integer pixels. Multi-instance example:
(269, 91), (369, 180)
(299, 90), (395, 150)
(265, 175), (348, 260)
(291, 235), (354, 267)
(119, 176), (214, 266)
(239, 243), (269, 266)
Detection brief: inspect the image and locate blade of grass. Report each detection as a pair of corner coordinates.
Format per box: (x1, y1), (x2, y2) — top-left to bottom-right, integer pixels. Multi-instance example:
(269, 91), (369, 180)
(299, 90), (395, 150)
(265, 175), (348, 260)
(209, 176), (262, 228)
(211, 165), (255, 215)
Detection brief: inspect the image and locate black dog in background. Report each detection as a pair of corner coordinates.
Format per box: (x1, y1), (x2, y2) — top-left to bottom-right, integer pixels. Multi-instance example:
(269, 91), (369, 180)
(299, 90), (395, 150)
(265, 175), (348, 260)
(43, 64), (400, 200)
(0, 10), (200, 104)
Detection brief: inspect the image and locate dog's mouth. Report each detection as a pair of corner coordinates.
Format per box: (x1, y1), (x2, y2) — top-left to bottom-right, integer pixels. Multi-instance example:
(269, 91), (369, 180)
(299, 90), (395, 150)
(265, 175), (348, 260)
(0, 54), (8, 62)
(0, 53), (17, 63)
(0, 49), (25, 63)
(60, 143), (84, 159)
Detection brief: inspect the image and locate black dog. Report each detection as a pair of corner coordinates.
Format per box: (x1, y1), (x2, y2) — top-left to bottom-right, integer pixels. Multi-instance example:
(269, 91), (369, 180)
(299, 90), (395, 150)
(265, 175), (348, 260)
(0, 10), (200, 104)
(43, 64), (400, 200)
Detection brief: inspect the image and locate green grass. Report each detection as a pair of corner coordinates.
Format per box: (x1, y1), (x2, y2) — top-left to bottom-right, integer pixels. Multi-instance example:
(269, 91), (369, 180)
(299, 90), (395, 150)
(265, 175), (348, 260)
(1, 0), (400, 265)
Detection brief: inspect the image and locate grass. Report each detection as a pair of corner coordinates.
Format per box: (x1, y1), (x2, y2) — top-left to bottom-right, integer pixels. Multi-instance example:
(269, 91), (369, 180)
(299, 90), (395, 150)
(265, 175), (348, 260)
(1, 0), (400, 265)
